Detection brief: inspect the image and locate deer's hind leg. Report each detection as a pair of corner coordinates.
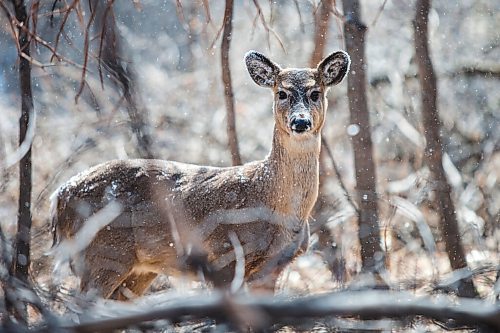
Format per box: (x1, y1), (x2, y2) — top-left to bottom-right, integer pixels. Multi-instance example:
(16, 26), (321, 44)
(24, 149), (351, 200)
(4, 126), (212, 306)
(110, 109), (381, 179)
(79, 231), (138, 299)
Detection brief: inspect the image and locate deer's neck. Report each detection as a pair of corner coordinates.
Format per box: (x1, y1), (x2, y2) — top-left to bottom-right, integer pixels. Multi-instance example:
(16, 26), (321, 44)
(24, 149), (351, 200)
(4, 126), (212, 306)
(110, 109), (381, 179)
(264, 127), (321, 221)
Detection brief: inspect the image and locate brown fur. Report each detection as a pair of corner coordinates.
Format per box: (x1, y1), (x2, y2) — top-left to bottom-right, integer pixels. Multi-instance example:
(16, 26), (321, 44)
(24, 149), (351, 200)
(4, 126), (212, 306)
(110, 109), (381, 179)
(51, 50), (350, 299)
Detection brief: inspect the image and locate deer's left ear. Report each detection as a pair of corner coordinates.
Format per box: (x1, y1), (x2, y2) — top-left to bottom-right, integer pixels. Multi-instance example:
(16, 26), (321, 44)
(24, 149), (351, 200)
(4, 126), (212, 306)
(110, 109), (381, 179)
(245, 51), (281, 88)
(317, 51), (350, 86)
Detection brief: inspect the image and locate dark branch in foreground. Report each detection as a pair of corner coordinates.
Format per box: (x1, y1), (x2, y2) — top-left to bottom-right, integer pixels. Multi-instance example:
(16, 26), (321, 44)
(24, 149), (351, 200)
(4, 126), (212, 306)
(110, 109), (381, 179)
(61, 291), (500, 333)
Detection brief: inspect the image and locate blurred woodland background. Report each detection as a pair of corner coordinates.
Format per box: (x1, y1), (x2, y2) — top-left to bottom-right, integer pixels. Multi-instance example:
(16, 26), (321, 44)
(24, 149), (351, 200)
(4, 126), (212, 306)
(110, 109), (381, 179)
(0, 0), (499, 332)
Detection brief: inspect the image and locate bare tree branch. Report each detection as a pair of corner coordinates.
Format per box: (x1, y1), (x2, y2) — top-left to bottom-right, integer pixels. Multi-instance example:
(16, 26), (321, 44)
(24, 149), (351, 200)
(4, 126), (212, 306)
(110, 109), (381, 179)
(50, 0), (80, 62)
(371, 0), (388, 27)
(321, 138), (358, 214)
(221, 0), (241, 165)
(61, 291), (500, 332)
(293, 0), (305, 33)
(74, 1), (98, 103)
(201, 0), (212, 24)
(251, 0), (286, 52)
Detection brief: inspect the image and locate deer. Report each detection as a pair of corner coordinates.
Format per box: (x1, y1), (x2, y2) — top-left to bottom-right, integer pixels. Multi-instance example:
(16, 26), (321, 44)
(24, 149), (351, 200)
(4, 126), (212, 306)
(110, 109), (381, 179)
(51, 50), (350, 300)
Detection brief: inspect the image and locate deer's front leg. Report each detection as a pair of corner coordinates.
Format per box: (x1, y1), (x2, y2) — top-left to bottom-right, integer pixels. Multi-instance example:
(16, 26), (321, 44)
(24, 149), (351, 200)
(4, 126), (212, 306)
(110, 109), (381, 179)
(247, 221), (310, 293)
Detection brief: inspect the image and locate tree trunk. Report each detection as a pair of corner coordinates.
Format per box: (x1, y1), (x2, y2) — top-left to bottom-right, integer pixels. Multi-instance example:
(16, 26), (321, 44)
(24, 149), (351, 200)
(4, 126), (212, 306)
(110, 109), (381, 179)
(308, 0), (343, 278)
(11, 0), (33, 285)
(309, 0), (333, 67)
(310, 0), (333, 200)
(342, 0), (384, 273)
(414, 0), (477, 298)
(221, 0), (242, 166)
(8, 0), (34, 321)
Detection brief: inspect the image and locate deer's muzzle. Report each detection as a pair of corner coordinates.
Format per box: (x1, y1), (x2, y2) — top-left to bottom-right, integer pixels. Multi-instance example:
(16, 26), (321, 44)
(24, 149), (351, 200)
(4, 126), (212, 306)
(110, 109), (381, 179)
(290, 114), (312, 134)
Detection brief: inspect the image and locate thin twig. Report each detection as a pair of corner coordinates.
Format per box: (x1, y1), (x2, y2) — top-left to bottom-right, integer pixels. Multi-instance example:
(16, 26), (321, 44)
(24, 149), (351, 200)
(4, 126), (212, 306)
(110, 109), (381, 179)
(3, 104), (36, 170)
(331, 0), (345, 47)
(293, 0), (305, 33)
(229, 232), (245, 293)
(175, 0), (189, 31)
(1, 4), (85, 68)
(51, 202), (123, 269)
(251, 0), (286, 52)
(371, 0), (388, 27)
(74, 1), (98, 103)
(0, 1), (22, 53)
(97, 0), (115, 88)
(51, 0), (80, 62)
(201, 0), (212, 24)
(321, 137), (359, 214)
(208, 19), (225, 50)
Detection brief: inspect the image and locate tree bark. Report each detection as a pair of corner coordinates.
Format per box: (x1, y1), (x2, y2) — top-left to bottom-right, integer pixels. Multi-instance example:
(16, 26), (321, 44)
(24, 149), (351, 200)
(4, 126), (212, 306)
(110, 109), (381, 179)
(7, 0), (34, 322)
(342, 0), (384, 273)
(309, 0), (333, 67)
(221, 0), (242, 166)
(10, 0), (33, 286)
(310, 0), (333, 196)
(308, 0), (343, 278)
(413, 0), (477, 298)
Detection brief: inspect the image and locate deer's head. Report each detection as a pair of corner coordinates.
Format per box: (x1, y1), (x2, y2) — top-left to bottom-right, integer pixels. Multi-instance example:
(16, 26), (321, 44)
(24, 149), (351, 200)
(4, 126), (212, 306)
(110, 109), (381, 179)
(245, 51), (350, 140)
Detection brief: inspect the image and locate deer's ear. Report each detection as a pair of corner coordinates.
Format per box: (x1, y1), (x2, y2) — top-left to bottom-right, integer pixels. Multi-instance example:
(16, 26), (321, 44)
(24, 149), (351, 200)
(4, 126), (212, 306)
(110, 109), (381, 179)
(245, 51), (281, 88)
(317, 51), (350, 86)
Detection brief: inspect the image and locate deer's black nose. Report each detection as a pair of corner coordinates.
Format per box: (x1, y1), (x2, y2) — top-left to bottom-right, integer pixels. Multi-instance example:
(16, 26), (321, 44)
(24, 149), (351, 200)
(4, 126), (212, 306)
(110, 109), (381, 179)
(291, 117), (312, 133)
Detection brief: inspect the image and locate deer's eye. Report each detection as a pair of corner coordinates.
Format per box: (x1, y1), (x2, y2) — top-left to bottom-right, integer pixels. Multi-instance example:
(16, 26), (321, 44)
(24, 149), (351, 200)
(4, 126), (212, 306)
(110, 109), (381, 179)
(278, 91), (288, 100)
(310, 91), (320, 102)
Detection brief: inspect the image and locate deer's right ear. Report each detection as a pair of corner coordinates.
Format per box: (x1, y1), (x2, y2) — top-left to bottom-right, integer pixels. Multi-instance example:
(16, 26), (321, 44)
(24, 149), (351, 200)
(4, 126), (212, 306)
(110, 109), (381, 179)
(245, 51), (281, 88)
(317, 51), (350, 86)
